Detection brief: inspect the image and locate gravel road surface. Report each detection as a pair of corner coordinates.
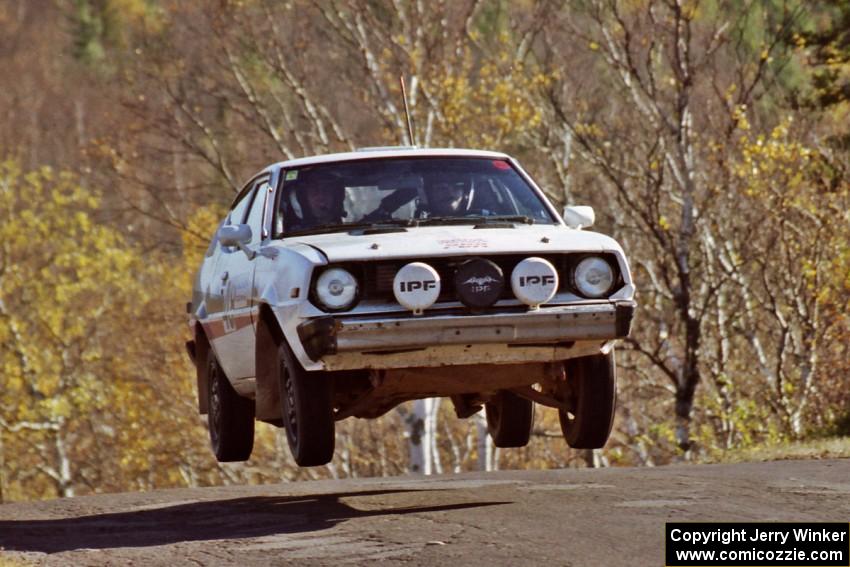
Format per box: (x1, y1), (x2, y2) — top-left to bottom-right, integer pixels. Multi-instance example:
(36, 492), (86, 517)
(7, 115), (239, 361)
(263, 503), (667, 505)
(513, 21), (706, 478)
(1, 459), (848, 566)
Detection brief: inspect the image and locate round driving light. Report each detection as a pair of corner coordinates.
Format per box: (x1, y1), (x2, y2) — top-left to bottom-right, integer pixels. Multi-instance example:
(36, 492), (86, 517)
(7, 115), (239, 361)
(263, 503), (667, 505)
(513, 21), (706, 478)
(511, 257), (559, 309)
(393, 262), (441, 314)
(454, 258), (504, 308)
(315, 267), (358, 310)
(573, 257), (615, 298)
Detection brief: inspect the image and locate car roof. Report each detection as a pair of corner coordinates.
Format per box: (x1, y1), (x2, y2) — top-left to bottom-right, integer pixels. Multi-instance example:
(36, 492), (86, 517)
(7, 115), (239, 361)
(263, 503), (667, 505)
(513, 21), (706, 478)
(262, 147), (512, 173)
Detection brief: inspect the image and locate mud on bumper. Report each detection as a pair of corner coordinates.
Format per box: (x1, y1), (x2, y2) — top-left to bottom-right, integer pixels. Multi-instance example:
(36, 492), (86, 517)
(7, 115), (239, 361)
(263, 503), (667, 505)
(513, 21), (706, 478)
(297, 301), (636, 362)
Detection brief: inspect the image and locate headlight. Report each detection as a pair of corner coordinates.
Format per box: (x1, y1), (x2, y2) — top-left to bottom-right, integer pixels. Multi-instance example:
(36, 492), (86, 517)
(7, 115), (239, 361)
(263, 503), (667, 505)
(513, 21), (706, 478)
(314, 267), (358, 311)
(573, 257), (615, 298)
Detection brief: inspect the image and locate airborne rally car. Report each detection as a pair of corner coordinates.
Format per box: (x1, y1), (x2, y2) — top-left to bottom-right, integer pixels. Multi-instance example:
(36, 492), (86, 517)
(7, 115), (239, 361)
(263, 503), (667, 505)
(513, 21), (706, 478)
(186, 148), (636, 466)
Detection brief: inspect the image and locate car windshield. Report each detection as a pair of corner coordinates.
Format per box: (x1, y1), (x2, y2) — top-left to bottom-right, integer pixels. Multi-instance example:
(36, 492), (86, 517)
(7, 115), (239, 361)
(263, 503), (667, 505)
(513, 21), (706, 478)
(275, 157), (556, 236)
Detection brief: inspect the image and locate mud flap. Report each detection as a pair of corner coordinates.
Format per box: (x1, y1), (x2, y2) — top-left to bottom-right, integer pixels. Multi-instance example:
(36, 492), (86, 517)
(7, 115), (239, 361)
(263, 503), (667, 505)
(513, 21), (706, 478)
(255, 311), (284, 426)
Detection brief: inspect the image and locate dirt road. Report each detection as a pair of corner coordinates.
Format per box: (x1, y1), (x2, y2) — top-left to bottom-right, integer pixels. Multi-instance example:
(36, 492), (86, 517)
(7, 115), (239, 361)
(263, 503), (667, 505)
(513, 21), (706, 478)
(1, 459), (848, 566)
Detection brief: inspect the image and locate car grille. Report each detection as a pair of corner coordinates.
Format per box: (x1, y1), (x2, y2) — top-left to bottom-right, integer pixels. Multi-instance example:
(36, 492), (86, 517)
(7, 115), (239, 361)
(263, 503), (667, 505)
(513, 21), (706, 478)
(352, 253), (621, 303)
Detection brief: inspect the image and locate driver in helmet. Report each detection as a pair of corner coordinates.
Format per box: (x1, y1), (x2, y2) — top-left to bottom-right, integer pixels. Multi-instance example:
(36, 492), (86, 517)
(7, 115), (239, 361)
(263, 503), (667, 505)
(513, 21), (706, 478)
(286, 171), (346, 231)
(425, 178), (471, 217)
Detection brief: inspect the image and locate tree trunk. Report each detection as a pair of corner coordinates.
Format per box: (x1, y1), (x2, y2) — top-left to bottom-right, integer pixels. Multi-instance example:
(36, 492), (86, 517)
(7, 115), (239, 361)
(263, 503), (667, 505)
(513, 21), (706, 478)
(55, 427), (75, 498)
(675, 317), (701, 452)
(406, 400), (428, 474)
(475, 413), (495, 471)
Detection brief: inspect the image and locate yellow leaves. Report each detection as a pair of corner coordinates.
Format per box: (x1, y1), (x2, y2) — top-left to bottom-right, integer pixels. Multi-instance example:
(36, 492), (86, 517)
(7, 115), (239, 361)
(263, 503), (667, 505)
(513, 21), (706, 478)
(801, 259), (819, 284)
(681, 0), (700, 20)
(0, 159), (213, 500)
(183, 204), (226, 276)
(574, 122), (604, 138)
(708, 139), (724, 155)
(733, 116), (811, 198)
(728, 110), (850, 346)
(659, 215), (670, 231)
(589, 41), (600, 51)
(529, 72), (549, 88)
(732, 105), (750, 132)
(108, 0), (166, 35)
(73, 211), (93, 234)
(426, 47), (553, 147)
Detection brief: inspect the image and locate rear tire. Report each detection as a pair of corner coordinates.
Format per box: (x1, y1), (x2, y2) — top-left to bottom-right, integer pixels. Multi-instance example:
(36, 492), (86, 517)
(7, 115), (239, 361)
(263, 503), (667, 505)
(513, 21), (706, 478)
(207, 349), (255, 462)
(558, 350), (617, 449)
(278, 341), (336, 466)
(485, 391), (534, 448)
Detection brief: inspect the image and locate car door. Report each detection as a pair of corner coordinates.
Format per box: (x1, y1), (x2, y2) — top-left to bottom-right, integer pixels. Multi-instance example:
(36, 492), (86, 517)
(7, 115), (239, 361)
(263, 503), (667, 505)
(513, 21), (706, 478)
(209, 178), (265, 383)
(241, 175), (273, 332)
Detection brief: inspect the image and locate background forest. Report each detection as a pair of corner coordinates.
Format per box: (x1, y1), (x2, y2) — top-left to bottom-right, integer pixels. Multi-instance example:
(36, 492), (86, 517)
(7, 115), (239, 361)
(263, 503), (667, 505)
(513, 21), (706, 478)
(0, 0), (848, 502)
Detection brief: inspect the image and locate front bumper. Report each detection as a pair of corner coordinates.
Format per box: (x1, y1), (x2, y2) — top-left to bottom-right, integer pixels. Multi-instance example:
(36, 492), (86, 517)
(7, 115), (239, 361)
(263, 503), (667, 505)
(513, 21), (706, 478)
(297, 300), (635, 361)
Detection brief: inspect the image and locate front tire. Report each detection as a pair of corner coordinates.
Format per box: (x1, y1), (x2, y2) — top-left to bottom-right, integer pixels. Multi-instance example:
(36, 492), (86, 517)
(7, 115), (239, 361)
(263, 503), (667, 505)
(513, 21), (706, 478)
(558, 350), (617, 449)
(207, 349), (255, 462)
(278, 341), (335, 466)
(485, 391), (534, 448)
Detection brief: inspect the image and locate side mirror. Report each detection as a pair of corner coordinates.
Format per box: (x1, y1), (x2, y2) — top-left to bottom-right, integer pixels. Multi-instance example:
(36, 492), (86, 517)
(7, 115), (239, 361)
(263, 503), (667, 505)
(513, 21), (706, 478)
(218, 224), (252, 247)
(562, 205), (595, 229)
(218, 224), (256, 259)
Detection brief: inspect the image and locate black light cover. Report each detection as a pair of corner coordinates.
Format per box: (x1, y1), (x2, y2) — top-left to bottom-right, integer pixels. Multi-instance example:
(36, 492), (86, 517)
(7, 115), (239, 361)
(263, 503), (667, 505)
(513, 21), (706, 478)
(453, 258), (504, 308)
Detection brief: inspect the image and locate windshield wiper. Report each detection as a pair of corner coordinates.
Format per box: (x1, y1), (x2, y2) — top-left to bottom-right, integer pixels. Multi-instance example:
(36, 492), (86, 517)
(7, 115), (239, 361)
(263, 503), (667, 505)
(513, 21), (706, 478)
(418, 215), (534, 226)
(478, 215), (535, 225)
(284, 216), (533, 236)
(286, 219), (417, 237)
(416, 216), (482, 226)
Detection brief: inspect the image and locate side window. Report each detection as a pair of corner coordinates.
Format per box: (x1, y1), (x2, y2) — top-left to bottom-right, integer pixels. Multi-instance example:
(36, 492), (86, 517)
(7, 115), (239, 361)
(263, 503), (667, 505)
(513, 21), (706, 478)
(227, 187), (257, 227)
(221, 180), (259, 253)
(245, 181), (271, 245)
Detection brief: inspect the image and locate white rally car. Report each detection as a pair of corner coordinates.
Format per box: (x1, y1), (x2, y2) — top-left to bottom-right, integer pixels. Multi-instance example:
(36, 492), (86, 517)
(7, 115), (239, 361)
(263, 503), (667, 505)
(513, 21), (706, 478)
(187, 148), (636, 466)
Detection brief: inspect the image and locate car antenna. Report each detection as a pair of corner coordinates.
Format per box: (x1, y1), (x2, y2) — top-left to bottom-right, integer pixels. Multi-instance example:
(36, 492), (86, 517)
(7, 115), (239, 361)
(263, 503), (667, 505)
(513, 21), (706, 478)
(399, 75), (417, 147)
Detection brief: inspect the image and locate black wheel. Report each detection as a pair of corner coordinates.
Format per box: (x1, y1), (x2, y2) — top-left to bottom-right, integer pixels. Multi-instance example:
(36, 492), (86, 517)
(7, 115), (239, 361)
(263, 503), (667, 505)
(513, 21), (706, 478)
(278, 341), (335, 466)
(485, 391), (534, 448)
(558, 350), (617, 449)
(207, 349), (255, 462)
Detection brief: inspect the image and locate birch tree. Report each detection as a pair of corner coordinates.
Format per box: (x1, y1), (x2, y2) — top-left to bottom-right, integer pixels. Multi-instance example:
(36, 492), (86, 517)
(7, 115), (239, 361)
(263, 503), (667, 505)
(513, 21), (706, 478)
(540, 0), (802, 451)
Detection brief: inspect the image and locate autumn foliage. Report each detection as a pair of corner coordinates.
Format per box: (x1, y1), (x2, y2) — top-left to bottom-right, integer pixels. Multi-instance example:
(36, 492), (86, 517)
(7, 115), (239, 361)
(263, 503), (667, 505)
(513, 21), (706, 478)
(0, 0), (848, 501)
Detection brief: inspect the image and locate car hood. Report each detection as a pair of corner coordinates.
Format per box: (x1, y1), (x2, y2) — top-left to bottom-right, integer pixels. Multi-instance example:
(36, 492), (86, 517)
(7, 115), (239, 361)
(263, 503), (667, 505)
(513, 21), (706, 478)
(282, 225), (624, 263)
